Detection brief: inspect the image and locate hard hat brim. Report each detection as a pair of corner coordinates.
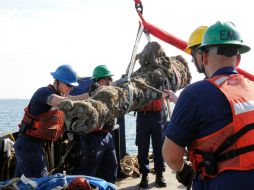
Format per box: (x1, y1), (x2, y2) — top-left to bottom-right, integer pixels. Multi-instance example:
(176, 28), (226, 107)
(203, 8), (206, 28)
(92, 74), (114, 80)
(196, 43), (251, 55)
(50, 72), (79, 86)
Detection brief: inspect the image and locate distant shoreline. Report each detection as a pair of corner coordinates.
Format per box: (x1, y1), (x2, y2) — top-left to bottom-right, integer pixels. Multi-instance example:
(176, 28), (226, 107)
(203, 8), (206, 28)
(0, 99), (29, 101)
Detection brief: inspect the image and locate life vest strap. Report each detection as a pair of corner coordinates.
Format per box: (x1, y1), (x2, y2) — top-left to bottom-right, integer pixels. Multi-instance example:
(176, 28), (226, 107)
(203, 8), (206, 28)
(217, 144), (254, 162)
(196, 145), (254, 176)
(215, 123), (254, 154)
(195, 123), (254, 176)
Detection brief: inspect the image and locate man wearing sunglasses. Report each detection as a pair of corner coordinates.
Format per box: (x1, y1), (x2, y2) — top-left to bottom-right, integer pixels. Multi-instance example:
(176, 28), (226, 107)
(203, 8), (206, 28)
(75, 65), (118, 184)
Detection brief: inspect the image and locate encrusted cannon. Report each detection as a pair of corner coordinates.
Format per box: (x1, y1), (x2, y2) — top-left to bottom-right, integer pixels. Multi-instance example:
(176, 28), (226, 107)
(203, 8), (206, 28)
(59, 42), (192, 133)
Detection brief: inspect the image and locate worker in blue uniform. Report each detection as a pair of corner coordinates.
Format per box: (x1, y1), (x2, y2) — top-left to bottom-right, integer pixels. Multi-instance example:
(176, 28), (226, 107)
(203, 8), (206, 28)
(14, 64), (89, 178)
(136, 99), (167, 188)
(75, 65), (118, 184)
(163, 21), (254, 190)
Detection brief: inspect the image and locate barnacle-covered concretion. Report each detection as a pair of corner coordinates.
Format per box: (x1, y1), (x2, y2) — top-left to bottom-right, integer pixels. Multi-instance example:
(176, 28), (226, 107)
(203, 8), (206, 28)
(59, 41), (192, 133)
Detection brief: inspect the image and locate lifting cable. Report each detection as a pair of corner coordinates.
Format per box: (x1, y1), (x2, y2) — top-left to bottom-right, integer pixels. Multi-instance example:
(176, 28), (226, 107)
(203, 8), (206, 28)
(133, 0), (254, 82)
(125, 1), (151, 113)
(125, 0), (176, 116)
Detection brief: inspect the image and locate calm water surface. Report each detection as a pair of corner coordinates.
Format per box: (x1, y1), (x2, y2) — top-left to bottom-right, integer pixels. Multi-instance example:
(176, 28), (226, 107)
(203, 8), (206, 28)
(0, 99), (137, 154)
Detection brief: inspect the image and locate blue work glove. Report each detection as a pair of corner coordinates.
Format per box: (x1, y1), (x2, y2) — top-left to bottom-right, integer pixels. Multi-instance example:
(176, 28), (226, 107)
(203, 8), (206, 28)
(113, 75), (130, 87)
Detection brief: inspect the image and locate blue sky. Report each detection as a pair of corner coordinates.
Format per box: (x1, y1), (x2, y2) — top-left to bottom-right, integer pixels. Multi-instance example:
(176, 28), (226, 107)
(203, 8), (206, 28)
(1, 0), (253, 99)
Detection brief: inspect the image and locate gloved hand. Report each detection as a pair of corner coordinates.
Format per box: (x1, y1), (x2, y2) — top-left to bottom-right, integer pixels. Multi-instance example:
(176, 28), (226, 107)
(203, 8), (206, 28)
(88, 82), (100, 96)
(102, 120), (114, 131)
(176, 161), (194, 188)
(113, 74), (130, 87)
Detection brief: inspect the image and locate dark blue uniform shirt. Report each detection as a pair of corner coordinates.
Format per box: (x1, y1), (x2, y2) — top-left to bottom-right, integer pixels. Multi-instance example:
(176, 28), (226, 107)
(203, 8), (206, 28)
(29, 86), (55, 116)
(164, 67), (254, 190)
(14, 85), (56, 178)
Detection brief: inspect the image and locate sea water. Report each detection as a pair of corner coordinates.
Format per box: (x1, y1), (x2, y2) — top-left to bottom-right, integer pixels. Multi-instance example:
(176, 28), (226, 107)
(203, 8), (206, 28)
(0, 99), (138, 154)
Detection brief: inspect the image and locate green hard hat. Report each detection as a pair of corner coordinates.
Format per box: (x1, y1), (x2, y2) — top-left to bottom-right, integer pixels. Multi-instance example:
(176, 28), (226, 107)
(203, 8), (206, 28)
(92, 65), (113, 79)
(196, 21), (250, 54)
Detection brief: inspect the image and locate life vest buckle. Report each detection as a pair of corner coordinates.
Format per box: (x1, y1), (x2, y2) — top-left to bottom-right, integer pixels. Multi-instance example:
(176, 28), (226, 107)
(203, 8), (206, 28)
(202, 152), (218, 176)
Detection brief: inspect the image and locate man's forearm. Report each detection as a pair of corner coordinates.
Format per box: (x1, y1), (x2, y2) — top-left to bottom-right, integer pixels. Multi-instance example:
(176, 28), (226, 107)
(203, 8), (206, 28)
(47, 93), (90, 107)
(162, 137), (185, 172)
(168, 158), (185, 172)
(68, 93), (89, 101)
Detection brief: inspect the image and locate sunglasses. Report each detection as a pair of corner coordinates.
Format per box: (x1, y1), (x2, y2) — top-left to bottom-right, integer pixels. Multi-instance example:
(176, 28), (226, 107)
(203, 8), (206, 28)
(105, 77), (113, 81)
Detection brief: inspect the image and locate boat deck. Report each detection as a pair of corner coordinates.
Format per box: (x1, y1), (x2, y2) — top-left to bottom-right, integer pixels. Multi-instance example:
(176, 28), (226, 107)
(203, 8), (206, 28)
(116, 165), (187, 190)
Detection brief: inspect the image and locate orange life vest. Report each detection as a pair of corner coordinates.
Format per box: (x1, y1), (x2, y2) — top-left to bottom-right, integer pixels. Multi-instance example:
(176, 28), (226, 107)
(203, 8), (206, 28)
(189, 74), (254, 178)
(140, 99), (163, 112)
(19, 107), (65, 141)
(19, 85), (65, 141)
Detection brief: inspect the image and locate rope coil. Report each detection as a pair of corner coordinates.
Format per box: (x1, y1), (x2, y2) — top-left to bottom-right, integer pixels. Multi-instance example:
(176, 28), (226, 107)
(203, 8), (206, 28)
(120, 155), (140, 177)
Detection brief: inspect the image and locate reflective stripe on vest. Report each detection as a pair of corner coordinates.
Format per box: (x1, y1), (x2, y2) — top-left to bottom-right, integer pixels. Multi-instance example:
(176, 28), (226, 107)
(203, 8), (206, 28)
(234, 100), (254, 115)
(189, 74), (254, 178)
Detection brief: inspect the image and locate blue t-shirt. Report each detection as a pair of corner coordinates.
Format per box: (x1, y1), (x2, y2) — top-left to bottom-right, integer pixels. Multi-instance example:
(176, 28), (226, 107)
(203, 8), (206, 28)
(29, 86), (56, 116)
(164, 66), (254, 190)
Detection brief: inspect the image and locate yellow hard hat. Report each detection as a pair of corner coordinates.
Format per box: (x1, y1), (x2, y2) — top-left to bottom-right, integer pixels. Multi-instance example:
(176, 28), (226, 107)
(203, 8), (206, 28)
(185, 26), (208, 54)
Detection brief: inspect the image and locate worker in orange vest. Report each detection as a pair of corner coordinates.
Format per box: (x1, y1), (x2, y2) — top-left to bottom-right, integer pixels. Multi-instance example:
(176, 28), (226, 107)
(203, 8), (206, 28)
(14, 64), (89, 178)
(163, 21), (254, 190)
(185, 26), (208, 74)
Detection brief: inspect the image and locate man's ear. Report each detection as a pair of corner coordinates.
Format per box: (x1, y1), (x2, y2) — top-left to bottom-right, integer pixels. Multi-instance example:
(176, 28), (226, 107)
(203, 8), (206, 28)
(202, 51), (209, 66)
(99, 79), (106, 86)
